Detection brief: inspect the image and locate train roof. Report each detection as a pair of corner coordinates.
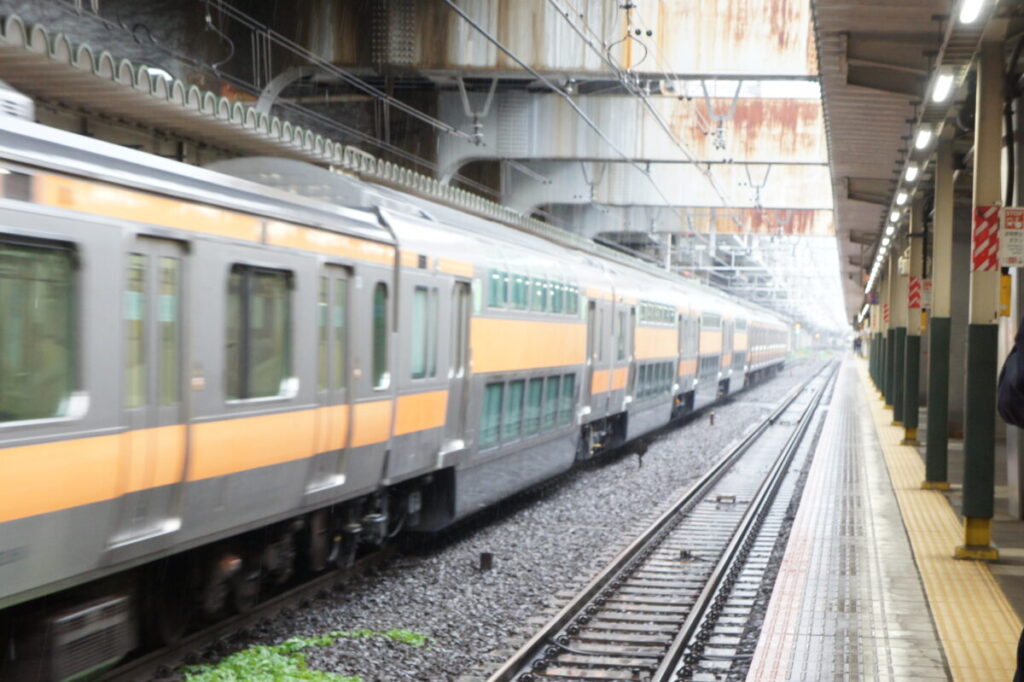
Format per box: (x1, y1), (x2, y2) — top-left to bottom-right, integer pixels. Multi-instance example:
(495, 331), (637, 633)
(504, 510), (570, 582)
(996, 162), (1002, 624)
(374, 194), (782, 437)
(0, 116), (391, 246)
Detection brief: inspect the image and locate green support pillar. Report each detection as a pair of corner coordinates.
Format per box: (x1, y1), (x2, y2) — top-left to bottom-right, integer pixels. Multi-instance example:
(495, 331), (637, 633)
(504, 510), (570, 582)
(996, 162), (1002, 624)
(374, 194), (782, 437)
(885, 328), (896, 407)
(925, 317), (951, 487)
(902, 199), (924, 444)
(924, 132), (954, 490)
(956, 34), (1003, 561)
(892, 327), (906, 424)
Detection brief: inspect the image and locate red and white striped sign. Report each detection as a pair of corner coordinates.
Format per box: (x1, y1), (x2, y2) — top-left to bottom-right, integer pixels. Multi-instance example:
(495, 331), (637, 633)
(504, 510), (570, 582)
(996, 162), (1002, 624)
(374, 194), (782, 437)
(882, 303), (890, 323)
(972, 205), (1000, 271)
(908, 276), (922, 309)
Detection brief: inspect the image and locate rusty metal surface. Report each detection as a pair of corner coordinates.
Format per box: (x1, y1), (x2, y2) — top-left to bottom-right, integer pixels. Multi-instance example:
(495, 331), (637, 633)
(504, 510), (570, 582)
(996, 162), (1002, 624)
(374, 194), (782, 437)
(439, 92), (828, 169)
(288, 0), (817, 77)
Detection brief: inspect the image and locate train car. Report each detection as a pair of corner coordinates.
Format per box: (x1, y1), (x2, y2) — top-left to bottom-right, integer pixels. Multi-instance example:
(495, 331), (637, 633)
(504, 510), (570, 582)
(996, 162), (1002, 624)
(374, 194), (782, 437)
(0, 116), (789, 680)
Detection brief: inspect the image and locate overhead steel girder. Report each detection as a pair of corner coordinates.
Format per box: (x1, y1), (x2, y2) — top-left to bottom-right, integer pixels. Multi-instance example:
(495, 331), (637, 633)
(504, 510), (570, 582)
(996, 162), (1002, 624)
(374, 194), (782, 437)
(502, 160), (833, 213)
(437, 90), (829, 181)
(546, 204), (835, 240)
(358, 0), (815, 78)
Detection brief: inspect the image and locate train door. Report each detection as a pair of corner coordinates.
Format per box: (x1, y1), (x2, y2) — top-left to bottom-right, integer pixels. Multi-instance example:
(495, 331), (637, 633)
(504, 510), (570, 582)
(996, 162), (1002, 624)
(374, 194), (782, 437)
(443, 281), (471, 448)
(112, 236), (187, 546)
(309, 265), (350, 493)
(584, 299), (597, 412)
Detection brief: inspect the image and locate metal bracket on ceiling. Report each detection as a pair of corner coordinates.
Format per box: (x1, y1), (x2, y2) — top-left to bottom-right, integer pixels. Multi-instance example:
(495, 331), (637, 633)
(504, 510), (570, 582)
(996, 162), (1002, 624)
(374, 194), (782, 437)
(580, 161), (608, 203)
(700, 79), (742, 151)
(456, 76), (499, 145)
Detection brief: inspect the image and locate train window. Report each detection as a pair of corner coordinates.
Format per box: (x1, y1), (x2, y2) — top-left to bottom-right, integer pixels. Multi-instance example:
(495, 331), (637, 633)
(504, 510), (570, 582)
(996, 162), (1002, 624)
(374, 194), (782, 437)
(318, 277), (329, 391)
(125, 254), (147, 409)
(333, 279), (347, 389)
(638, 365), (648, 398)
(503, 380), (524, 441)
(701, 312), (721, 329)
(542, 377), (560, 429)
(567, 286), (579, 315)
(372, 283), (389, 388)
(488, 270), (507, 308)
(524, 378), (543, 435)
(616, 311), (627, 361)
(559, 374), (575, 425)
(158, 257), (181, 406)
(480, 383), (503, 447)
(0, 240), (75, 423)
(531, 277), (546, 312)
(551, 282), (564, 314)
(226, 265), (292, 400)
(410, 286), (438, 379)
(511, 275), (528, 310)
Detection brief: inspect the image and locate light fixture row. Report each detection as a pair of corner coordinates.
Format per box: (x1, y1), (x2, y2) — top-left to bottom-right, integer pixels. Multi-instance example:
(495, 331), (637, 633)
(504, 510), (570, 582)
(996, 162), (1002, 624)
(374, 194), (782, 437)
(863, 0), (990, 304)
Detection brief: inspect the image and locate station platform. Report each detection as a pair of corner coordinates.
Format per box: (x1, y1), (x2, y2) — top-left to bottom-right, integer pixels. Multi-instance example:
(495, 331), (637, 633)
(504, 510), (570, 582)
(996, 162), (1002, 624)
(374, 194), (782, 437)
(747, 357), (1023, 681)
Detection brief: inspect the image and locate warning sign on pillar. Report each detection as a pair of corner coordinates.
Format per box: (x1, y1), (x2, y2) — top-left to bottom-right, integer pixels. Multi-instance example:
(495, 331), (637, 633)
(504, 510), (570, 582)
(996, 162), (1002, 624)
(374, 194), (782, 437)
(972, 205), (1001, 271)
(922, 279), (932, 307)
(1000, 206), (1024, 266)
(908, 276), (922, 309)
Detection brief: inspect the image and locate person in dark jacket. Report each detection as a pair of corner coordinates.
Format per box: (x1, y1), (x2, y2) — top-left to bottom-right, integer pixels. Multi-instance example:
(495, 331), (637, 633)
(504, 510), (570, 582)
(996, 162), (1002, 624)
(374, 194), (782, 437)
(998, 326), (1024, 682)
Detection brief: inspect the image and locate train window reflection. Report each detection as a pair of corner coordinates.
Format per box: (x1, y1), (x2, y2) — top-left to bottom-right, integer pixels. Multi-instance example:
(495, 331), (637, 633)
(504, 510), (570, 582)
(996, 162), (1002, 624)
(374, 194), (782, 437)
(411, 285), (439, 379)
(524, 378), (543, 435)
(0, 239), (74, 422)
(125, 253), (146, 409)
(158, 257), (180, 406)
(503, 380), (524, 440)
(226, 265), (291, 400)
(480, 383), (503, 447)
(542, 377), (560, 430)
(372, 282), (389, 388)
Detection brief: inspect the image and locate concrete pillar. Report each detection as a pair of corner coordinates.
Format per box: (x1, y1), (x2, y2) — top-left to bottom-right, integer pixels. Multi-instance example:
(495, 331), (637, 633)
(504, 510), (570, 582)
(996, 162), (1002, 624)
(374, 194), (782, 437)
(957, 35), (1003, 561)
(924, 132), (954, 489)
(892, 234), (908, 426)
(903, 199), (924, 443)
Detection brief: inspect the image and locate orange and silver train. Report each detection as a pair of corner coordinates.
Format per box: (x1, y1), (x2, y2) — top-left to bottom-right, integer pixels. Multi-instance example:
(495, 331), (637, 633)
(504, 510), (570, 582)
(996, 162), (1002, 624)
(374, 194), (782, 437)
(0, 116), (789, 679)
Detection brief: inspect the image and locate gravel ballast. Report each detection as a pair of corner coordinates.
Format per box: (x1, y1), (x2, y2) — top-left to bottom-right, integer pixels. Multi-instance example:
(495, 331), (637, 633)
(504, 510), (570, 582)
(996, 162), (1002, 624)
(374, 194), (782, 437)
(221, 362), (821, 681)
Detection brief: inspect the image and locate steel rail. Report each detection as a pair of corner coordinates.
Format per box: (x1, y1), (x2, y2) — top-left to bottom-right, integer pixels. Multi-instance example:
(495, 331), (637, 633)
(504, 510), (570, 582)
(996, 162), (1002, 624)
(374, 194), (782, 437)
(487, 361), (835, 682)
(652, 361), (837, 680)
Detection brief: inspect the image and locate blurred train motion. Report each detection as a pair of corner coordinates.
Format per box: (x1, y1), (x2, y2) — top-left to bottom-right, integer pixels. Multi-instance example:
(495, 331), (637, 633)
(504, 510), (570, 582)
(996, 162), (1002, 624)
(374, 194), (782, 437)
(0, 112), (790, 679)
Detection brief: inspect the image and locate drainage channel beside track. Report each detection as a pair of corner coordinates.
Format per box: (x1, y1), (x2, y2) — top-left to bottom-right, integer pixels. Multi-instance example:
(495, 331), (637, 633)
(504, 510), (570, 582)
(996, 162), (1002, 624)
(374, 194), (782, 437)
(488, 363), (837, 682)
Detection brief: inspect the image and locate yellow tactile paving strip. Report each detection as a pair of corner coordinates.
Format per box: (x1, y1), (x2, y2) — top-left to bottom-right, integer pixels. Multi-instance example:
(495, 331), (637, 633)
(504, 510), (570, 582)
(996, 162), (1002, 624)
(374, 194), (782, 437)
(858, 361), (1022, 681)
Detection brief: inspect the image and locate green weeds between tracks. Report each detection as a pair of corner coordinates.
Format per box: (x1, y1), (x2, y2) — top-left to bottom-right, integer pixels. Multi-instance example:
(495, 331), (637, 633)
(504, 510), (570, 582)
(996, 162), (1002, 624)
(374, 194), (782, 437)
(182, 628), (432, 681)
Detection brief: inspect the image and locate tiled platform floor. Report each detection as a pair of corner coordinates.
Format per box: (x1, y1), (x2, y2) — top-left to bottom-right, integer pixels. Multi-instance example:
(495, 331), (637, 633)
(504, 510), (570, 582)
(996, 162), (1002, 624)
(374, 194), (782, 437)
(747, 357), (1021, 681)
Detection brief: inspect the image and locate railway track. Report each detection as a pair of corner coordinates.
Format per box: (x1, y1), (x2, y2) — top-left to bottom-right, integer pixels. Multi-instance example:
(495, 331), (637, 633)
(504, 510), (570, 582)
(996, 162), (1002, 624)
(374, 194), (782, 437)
(488, 362), (837, 682)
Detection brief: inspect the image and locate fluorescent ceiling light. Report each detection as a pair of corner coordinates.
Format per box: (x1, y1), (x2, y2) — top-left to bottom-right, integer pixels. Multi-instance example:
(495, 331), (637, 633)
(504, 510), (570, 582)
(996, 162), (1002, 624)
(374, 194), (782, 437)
(896, 191), (908, 205)
(882, 237), (891, 246)
(905, 165), (919, 182)
(959, 0), (985, 23)
(886, 225), (895, 236)
(890, 210), (901, 223)
(914, 127), (932, 150)
(932, 72), (954, 102)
